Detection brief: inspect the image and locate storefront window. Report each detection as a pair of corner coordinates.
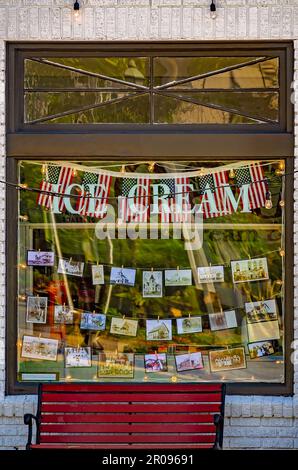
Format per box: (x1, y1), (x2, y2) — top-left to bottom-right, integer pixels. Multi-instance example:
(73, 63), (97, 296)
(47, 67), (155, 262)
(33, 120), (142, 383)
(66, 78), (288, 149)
(17, 159), (286, 384)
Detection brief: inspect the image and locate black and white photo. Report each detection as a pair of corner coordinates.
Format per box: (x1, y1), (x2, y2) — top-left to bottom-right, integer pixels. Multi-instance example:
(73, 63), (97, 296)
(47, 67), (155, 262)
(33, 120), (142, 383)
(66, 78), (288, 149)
(143, 271), (163, 298)
(91, 264), (105, 285)
(197, 266), (224, 283)
(57, 258), (85, 277)
(176, 316), (202, 334)
(26, 296), (48, 324)
(245, 299), (277, 323)
(110, 267), (136, 286)
(65, 347), (92, 367)
(209, 310), (237, 331)
(110, 317), (138, 337)
(54, 305), (74, 324)
(164, 269), (192, 286)
(146, 319), (172, 340)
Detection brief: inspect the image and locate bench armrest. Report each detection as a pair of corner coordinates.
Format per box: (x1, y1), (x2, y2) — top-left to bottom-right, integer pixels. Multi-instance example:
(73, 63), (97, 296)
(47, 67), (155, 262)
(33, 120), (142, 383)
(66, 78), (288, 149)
(24, 413), (39, 450)
(213, 413), (224, 450)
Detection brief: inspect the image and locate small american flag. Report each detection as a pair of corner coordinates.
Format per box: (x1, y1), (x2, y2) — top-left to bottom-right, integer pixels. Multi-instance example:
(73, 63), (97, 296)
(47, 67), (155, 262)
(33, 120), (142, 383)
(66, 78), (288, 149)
(235, 163), (267, 210)
(76, 171), (112, 218)
(199, 170), (233, 219)
(159, 177), (191, 223)
(37, 165), (74, 212)
(119, 177), (150, 222)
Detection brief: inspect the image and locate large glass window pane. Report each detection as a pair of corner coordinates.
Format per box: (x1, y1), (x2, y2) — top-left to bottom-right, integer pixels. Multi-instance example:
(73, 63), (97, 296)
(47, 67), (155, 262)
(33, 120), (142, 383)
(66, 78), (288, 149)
(17, 160), (285, 384)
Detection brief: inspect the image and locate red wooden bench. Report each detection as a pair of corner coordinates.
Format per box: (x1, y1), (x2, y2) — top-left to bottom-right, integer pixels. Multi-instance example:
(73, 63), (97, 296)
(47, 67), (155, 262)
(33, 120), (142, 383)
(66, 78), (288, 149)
(24, 383), (225, 450)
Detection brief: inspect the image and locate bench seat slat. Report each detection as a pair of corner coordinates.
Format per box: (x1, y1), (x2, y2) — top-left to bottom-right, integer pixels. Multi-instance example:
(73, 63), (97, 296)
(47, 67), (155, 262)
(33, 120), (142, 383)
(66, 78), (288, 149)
(40, 423), (216, 434)
(41, 413), (215, 424)
(41, 403), (221, 413)
(40, 434), (215, 444)
(42, 384), (222, 393)
(41, 393), (221, 403)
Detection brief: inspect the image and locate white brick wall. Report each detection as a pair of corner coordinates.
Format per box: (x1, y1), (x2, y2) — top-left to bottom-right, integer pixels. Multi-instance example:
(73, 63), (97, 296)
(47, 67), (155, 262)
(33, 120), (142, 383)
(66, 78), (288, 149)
(0, 0), (297, 449)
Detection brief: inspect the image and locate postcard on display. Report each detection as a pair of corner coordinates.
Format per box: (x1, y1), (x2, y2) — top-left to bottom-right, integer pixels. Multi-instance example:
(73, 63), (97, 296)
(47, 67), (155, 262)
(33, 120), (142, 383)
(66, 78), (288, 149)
(164, 269), (192, 287)
(176, 316), (202, 335)
(175, 352), (204, 372)
(231, 257), (269, 284)
(209, 310), (237, 332)
(248, 340), (276, 359)
(245, 299), (278, 324)
(57, 258), (84, 277)
(110, 267), (136, 287)
(65, 347), (92, 368)
(80, 312), (106, 331)
(209, 347), (247, 372)
(197, 266), (224, 283)
(247, 320), (280, 343)
(91, 265), (105, 285)
(98, 352), (134, 378)
(21, 335), (58, 361)
(110, 317), (138, 337)
(26, 296), (48, 324)
(142, 271), (163, 298)
(27, 250), (55, 267)
(54, 305), (74, 324)
(144, 353), (168, 373)
(146, 319), (172, 341)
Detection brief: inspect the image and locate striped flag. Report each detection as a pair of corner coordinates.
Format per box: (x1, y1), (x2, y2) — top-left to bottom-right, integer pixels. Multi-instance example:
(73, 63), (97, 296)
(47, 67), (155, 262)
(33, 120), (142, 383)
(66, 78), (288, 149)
(159, 177), (191, 223)
(235, 163), (267, 210)
(37, 165), (74, 212)
(119, 177), (150, 222)
(199, 170), (233, 219)
(76, 171), (112, 218)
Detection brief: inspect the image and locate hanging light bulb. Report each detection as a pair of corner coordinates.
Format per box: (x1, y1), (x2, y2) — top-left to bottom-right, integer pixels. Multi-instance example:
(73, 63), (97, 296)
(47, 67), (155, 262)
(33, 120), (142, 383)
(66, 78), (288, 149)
(41, 164), (46, 175)
(264, 191), (273, 209)
(279, 200), (285, 207)
(148, 162), (155, 173)
(279, 248), (285, 257)
(19, 183), (28, 190)
(210, 0), (217, 19)
(73, 1), (80, 18)
(229, 168), (235, 178)
(73, 168), (77, 177)
(279, 161), (285, 171)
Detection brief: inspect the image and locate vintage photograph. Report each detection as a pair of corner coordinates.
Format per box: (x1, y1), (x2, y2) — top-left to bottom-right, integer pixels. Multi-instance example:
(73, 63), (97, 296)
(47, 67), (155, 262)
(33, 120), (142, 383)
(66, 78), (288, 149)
(164, 269), (192, 286)
(248, 341), (276, 359)
(197, 266), (224, 283)
(98, 352), (134, 378)
(80, 312), (106, 331)
(110, 317), (138, 337)
(21, 335), (58, 361)
(144, 353), (168, 372)
(247, 320), (280, 343)
(110, 267), (136, 286)
(231, 257), (269, 284)
(54, 305), (74, 324)
(65, 347), (92, 367)
(91, 264), (105, 285)
(176, 316), (202, 334)
(245, 299), (278, 323)
(142, 271), (163, 298)
(27, 250), (55, 267)
(26, 296), (48, 324)
(57, 258), (85, 277)
(175, 352), (204, 372)
(146, 319), (172, 341)
(209, 310), (237, 331)
(209, 347), (247, 372)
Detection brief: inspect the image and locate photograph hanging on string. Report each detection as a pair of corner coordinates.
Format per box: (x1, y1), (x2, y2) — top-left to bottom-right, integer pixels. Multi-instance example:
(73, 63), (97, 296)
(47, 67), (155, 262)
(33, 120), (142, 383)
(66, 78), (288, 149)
(164, 269), (192, 286)
(65, 347), (92, 368)
(142, 271), (163, 298)
(209, 347), (247, 372)
(175, 352), (204, 372)
(146, 319), (172, 341)
(197, 265), (225, 283)
(98, 352), (134, 378)
(144, 353), (168, 373)
(176, 316), (202, 334)
(27, 250), (55, 267)
(247, 320), (280, 343)
(80, 312), (106, 331)
(54, 305), (74, 324)
(110, 317), (138, 337)
(245, 299), (278, 324)
(110, 267), (136, 287)
(248, 340), (276, 359)
(209, 310), (237, 332)
(231, 257), (269, 284)
(57, 258), (85, 277)
(91, 264), (105, 285)
(26, 296), (48, 324)
(21, 335), (58, 361)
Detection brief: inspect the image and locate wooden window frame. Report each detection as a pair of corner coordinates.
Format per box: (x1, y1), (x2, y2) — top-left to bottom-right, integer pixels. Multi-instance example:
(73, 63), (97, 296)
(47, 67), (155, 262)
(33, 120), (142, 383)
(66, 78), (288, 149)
(5, 41), (294, 396)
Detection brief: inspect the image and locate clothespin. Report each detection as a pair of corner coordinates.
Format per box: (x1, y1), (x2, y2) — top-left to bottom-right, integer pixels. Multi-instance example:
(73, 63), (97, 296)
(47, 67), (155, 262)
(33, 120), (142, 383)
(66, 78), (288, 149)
(177, 266), (179, 271)
(188, 313), (191, 318)
(157, 315), (160, 322)
(151, 267), (154, 272)
(122, 314), (125, 320)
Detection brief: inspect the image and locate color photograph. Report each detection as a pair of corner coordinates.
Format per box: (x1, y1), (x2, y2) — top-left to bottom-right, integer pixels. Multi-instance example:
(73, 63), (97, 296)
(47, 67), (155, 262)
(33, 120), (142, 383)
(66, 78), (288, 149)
(231, 257), (269, 284)
(209, 310), (237, 331)
(27, 250), (55, 266)
(26, 296), (48, 324)
(57, 258), (85, 277)
(142, 271), (163, 298)
(144, 353), (168, 372)
(110, 267), (136, 286)
(176, 316), (202, 334)
(98, 352), (134, 378)
(175, 352), (204, 372)
(146, 319), (172, 340)
(54, 305), (74, 324)
(197, 266), (224, 283)
(65, 347), (92, 367)
(80, 312), (106, 331)
(248, 341), (276, 359)
(91, 264), (105, 285)
(164, 269), (192, 286)
(245, 299), (278, 323)
(21, 335), (58, 361)
(110, 317), (138, 337)
(209, 347), (247, 372)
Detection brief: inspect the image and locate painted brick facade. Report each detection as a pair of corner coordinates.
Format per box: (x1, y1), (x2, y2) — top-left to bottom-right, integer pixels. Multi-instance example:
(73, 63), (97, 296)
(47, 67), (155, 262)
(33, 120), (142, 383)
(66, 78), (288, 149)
(0, 0), (297, 449)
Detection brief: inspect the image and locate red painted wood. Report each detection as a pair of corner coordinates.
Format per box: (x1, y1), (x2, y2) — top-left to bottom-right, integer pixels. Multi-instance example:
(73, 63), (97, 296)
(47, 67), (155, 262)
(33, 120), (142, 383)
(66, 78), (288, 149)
(40, 423), (215, 434)
(42, 384), (221, 393)
(41, 393), (221, 403)
(31, 444), (214, 449)
(41, 413), (215, 424)
(40, 434), (215, 444)
(41, 403), (221, 413)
